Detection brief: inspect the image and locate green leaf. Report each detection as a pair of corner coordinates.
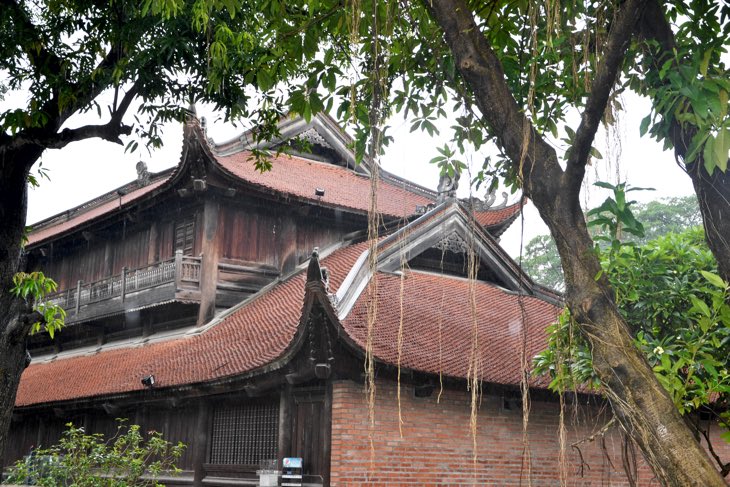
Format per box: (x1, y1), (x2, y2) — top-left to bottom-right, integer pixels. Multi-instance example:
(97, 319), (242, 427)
(590, 147), (603, 160)
(713, 127), (730, 173)
(639, 114), (651, 137)
(700, 270), (727, 289)
(700, 48), (712, 77)
(719, 89), (728, 119)
(690, 295), (711, 318)
(564, 125), (575, 142)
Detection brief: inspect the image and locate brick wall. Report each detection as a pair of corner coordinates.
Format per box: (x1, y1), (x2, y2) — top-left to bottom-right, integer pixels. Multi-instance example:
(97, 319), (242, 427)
(330, 379), (730, 486)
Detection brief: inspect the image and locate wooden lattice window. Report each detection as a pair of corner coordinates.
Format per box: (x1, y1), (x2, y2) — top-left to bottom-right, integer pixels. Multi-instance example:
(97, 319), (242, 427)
(209, 400), (279, 465)
(174, 219), (195, 256)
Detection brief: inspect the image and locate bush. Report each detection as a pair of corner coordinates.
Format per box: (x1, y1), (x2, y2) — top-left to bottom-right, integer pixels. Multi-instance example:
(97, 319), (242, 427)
(3, 420), (185, 486)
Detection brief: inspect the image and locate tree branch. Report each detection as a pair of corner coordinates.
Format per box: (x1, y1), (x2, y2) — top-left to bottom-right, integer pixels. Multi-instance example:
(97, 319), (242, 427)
(2, 82), (139, 165)
(58, 45), (127, 123)
(23, 120), (133, 150)
(564, 0), (648, 196)
(697, 423), (730, 477)
(421, 0), (563, 204)
(5, 300), (41, 345)
(1, 0), (63, 77)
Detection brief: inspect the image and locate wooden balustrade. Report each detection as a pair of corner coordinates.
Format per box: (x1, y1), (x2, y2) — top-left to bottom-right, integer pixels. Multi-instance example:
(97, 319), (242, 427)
(44, 256), (201, 313)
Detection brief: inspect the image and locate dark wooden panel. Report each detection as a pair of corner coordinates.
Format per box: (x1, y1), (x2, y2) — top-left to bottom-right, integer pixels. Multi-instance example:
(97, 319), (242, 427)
(291, 390), (329, 485)
(219, 206), (278, 266)
(158, 221), (175, 260)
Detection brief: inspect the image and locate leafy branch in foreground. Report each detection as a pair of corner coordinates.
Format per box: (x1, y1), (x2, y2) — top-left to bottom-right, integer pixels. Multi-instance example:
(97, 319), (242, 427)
(11, 272), (65, 339)
(4, 420), (186, 487)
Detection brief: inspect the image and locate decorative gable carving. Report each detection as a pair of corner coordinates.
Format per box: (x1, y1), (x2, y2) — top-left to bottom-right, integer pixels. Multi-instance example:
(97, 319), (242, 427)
(434, 231), (468, 254)
(299, 128), (333, 150)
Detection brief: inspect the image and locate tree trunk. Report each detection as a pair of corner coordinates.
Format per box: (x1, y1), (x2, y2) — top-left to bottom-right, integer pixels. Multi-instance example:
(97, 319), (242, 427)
(687, 163), (730, 284)
(637, 0), (730, 286)
(0, 145), (41, 460)
(423, 0), (728, 484)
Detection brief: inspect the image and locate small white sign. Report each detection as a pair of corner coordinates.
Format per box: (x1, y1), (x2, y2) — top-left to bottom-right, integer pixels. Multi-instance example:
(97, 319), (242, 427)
(283, 457), (303, 469)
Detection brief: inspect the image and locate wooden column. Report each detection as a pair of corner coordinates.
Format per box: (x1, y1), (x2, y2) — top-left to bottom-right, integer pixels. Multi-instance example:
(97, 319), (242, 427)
(120, 267), (127, 302)
(276, 214), (298, 274)
(147, 221), (159, 264)
(75, 280), (82, 314)
(196, 198), (220, 325)
(192, 401), (210, 487)
(174, 250), (183, 290)
(279, 386), (293, 465)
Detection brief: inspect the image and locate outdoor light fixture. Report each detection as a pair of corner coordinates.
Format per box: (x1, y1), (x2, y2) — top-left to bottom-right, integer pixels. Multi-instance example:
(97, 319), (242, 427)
(315, 188), (325, 197)
(141, 374), (155, 388)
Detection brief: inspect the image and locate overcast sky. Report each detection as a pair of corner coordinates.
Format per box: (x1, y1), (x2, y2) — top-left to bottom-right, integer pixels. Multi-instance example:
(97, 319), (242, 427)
(19, 90), (695, 257)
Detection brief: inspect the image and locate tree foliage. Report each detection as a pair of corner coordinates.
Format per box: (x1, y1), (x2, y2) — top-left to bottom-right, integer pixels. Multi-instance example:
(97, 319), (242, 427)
(521, 193), (702, 290)
(534, 228), (730, 462)
(10, 271), (65, 338)
(0, 0), (350, 155)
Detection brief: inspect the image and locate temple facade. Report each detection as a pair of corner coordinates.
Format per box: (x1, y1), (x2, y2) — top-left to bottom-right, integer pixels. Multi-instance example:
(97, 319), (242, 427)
(4, 112), (726, 486)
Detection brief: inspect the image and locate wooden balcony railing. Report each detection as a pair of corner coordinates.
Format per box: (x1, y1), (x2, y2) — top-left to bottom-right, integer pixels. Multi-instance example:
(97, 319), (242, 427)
(45, 250), (201, 315)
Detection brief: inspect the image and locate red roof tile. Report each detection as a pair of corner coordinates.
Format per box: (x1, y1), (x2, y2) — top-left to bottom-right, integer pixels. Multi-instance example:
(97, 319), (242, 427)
(17, 232), (553, 407)
(16, 272), (307, 406)
(473, 200), (523, 228)
(340, 271), (561, 385)
(28, 178), (168, 245)
(216, 152), (433, 218)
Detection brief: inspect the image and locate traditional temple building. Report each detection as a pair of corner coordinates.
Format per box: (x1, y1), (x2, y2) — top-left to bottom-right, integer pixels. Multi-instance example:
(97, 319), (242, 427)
(4, 112), (727, 486)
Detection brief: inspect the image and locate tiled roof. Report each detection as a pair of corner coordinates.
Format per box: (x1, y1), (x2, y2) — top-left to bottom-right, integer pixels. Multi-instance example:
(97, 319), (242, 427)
(473, 201), (523, 228)
(216, 151), (434, 218)
(16, 271), (308, 406)
(26, 145), (521, 246)
(27, 178), (168, 245)
(16, 238), (558, 407)
(15, 242), (369, 407)
(340, 271), (561, 385)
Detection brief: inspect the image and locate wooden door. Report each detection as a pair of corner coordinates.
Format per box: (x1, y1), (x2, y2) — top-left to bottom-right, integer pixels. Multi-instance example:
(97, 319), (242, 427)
(291, 389), (330, 486)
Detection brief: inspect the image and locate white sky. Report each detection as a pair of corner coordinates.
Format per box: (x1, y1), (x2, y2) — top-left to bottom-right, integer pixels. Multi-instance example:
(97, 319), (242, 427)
(19, 90), (695, 257)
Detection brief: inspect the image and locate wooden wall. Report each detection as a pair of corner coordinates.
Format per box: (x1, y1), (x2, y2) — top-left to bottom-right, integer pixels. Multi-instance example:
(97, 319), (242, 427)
(3, 403), (200, 472)
(38, 208), (202, 291)
(218, 202), (359, 276)
(4, 387), (333, 486)
(34, 193), (362, 299)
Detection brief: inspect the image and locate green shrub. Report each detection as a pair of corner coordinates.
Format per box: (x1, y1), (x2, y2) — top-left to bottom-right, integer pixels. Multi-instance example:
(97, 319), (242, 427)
(3, 420), (185, 486)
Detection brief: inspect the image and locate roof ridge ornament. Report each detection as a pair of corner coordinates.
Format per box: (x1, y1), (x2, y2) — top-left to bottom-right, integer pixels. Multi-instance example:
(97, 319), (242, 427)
(136, 161), (151, 187)
(463, 189), (510, 212)
(437, 168), (460, 202)
(299, 127), (333, 149)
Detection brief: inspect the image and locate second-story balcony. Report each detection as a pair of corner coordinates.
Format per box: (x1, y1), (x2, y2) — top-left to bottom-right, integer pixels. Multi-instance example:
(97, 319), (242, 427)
(43, 251), (282, 326)
(45, 251), (202, 325)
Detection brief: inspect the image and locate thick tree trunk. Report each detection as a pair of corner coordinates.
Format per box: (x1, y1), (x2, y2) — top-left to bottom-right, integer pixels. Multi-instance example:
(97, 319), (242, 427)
(687, 164), (730, 283)
(637, 0), (730, 285)
(424, 0), (728, 485)
(0, 145), (41, 461)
